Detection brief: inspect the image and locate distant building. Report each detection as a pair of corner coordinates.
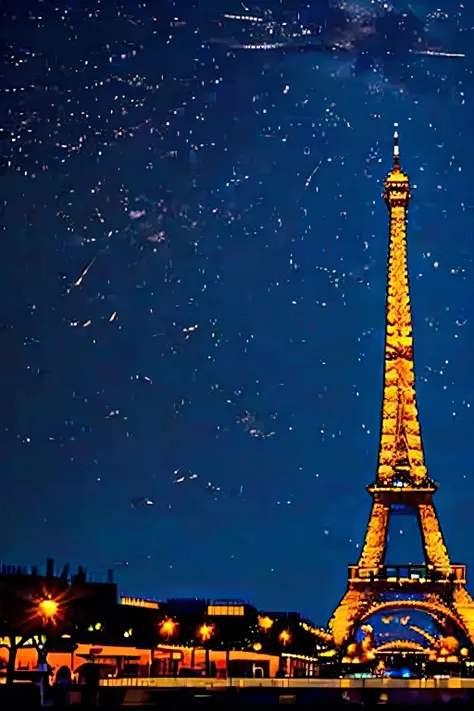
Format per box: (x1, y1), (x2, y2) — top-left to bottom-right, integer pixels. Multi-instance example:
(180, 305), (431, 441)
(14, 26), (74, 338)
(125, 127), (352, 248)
(0, 560), (324, 681)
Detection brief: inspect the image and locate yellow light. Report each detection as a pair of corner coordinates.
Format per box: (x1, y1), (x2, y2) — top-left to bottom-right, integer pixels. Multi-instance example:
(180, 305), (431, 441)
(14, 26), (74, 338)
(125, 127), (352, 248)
(258, 615), (274, 632)
(253, 642), (262, 651)
(159, 618), (177, 638)
(279, 630), (291, 645)
(38, 598), (58, 620)
(198, 623), (214, 642)
(346, 643), (357, 657)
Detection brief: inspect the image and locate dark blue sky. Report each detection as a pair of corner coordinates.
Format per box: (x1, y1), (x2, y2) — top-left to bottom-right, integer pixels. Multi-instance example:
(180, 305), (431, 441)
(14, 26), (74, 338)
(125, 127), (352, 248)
(1, 0), (473, 626)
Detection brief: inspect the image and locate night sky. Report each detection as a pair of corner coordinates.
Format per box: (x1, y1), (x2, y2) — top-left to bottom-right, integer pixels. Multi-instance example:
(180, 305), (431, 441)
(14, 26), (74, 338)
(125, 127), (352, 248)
(1, 0), (473, 627)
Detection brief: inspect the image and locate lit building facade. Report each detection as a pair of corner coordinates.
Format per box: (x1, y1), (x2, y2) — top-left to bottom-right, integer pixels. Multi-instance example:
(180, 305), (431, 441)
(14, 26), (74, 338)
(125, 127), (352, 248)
(0, 561), (325, 681)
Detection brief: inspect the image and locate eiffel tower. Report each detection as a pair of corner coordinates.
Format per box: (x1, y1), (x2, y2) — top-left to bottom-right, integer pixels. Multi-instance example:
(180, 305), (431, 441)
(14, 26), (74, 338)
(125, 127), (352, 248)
(328, 126), (474, 651)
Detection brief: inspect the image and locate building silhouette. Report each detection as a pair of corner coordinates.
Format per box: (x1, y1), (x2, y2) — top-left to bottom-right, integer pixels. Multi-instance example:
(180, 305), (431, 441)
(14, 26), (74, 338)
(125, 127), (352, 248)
(0, 559), (326, 682)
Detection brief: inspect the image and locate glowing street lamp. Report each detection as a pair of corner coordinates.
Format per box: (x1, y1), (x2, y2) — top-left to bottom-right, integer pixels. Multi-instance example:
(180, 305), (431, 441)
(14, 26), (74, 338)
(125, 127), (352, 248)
(198, 623), (214, 643)
(159, 618), (177, 642)
(197, 623), (214, 677)
(38, 597), (59, 624)
(258, 616), (274, 632)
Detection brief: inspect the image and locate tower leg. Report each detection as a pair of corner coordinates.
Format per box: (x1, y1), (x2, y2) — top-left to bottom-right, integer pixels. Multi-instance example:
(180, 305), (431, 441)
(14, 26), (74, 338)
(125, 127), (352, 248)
(329, 588), (373, 647)
(454, 587), (474, 645)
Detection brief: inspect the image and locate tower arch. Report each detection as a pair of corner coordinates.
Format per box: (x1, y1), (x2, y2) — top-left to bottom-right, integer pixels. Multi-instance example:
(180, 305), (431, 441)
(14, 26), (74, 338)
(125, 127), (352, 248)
(354, 599), (470, 641)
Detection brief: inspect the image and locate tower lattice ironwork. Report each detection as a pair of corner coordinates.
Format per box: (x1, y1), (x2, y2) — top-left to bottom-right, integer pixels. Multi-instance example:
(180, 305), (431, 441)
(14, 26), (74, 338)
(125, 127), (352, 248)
(328, 127), (474, 650)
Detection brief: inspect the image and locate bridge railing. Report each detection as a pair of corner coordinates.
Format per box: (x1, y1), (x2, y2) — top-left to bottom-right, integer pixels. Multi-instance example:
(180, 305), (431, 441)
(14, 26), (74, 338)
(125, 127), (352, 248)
(99, 677), (474, 690)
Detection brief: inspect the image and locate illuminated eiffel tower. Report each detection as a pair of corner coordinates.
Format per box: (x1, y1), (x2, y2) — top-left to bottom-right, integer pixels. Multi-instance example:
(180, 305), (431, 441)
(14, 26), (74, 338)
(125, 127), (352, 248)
(328, 126), (474, 651)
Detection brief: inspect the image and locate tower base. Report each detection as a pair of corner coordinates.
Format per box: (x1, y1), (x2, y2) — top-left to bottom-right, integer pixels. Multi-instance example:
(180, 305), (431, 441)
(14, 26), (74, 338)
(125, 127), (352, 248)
(330, 567), (474, 648)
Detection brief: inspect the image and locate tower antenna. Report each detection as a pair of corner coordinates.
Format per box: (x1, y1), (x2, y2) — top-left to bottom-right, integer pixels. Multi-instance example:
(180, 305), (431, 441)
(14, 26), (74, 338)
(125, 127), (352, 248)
(393, 123), (400, 169)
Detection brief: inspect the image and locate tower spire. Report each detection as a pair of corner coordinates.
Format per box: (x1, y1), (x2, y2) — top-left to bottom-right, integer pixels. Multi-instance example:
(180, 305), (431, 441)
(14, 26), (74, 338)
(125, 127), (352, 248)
(378, 126), (429, 487)
(393, 122), (400, 169)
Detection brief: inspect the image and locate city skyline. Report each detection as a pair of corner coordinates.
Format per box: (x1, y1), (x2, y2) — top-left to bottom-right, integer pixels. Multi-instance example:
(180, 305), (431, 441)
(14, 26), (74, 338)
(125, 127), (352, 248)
(1, 0), (473, 625)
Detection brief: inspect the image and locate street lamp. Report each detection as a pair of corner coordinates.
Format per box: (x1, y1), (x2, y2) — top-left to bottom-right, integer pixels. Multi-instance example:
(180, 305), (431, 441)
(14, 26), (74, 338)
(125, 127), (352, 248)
(38, 597), (59, 624)
(277, 630), (291, 678)
(158, 619), (179, 675)
(258, 616), (274, 633)
(198, 623), (214, 643)
(197, 623), (214, 677)
(159, 618), (178, 642)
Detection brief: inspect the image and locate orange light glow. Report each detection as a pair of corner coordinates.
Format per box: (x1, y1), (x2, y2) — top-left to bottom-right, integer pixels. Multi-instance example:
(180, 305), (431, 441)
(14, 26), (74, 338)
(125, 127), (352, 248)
(279, 630), (291, 646)
(159, 618), (177, 639)
(300, 622), (333, 643)
(38, 597), (59, 622)
(258, 616), (274, 632)
(197, 623), (214, 642)
(439, 636), (459, 654)
(376, 640), (426, 654)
